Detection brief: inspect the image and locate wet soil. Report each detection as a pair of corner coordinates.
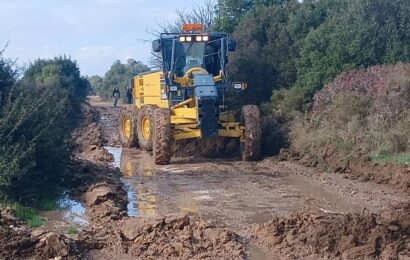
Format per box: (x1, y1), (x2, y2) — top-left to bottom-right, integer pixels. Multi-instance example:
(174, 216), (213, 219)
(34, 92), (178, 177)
(115, 149), (408, 231)
(251, 203), (410, 259)
(92, 96), (409, 259)
(1, 96), (409, 259)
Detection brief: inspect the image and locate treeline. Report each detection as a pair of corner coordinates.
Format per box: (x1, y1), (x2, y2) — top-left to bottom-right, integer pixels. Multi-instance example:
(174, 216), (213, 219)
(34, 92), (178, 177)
(0, 53), (89, 203)
(210, 0), (410, 114)
(89, 59), (149, 101)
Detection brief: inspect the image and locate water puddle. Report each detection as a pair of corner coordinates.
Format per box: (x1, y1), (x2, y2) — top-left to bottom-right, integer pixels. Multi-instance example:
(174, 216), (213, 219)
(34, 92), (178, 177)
(39, 196), (88, 234)
(105, 146), (157, 217)
(58, 197), (88, 226)
(104, 147), (298, 259)
(104, 147), (292, 230)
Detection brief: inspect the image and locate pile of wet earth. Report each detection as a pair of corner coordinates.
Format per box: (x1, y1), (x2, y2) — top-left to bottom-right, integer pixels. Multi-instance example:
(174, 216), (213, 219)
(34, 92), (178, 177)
(251, 204), (410, 259)
(0, 208), (84, 259)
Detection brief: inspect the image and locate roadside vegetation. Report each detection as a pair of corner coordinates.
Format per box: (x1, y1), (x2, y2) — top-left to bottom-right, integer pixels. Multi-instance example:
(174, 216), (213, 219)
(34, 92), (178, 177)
(0, 52), (89, 213)
(290, 64), (410, 166)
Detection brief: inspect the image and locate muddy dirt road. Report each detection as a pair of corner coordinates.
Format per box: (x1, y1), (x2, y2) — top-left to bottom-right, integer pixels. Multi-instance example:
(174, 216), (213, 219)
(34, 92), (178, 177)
(90, 96), (409, 259)
(1, 97), (407, 259)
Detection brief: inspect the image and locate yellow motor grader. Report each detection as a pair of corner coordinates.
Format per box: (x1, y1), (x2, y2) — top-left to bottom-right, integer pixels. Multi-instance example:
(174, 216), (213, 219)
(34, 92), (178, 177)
(118, 24), (261, 165)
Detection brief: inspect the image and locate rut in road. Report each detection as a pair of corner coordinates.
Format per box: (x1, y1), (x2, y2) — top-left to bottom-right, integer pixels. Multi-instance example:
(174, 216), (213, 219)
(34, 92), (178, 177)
(95, 99), (408, 231)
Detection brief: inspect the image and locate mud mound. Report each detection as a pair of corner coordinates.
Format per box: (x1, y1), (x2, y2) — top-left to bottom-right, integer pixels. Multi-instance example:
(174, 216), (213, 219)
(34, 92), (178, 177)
(252, 204), (410, 259)
(69, 104), (128, 223)
(97, 106), (122, 147)
(0, 209), (83, 259)
(72, 104), (111, 162)
(81, 214), (245, 259)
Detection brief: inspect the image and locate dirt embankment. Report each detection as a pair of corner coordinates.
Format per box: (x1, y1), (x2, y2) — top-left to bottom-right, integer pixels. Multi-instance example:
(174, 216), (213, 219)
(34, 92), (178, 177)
(285, 64), (410, 192)
(280, 149), (410, 192)
(252, 204), (410, 259)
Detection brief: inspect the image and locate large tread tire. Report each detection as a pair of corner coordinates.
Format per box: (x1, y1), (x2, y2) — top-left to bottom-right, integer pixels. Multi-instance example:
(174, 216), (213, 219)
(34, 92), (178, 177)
(153, 108), (171, 165)
(241, 105), (262, 161)
(118, 107), (138, 148)
(137, 105), (156, 151)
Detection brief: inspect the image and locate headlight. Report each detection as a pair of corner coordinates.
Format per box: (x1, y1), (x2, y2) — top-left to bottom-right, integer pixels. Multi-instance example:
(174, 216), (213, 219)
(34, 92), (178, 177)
(180, 36), (186, 42)
(186, 36), (192, 42)
(202, 35), (209, 41)
(196, 36), (202, 42)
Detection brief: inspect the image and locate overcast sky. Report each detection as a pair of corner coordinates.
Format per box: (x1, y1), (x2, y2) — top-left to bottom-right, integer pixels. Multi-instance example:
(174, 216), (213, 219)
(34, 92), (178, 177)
(0, 0), (203, 76)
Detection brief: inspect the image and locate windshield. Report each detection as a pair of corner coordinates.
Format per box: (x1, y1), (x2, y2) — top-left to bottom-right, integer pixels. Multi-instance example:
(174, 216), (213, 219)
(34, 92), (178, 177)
(160, 36), (224, 78)
(173, 42), (205, 76)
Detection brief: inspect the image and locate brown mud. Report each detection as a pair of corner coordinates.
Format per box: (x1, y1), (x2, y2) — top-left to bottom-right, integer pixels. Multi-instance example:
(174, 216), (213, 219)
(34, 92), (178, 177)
(280, 148), (410, 192)
(251, 203), (410, 259)
(1, 96), (409, 259)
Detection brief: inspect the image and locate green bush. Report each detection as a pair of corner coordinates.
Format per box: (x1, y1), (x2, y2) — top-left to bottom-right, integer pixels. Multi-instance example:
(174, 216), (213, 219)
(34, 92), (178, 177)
(0, 56), (89, 203)
(271, 0), (410, 114)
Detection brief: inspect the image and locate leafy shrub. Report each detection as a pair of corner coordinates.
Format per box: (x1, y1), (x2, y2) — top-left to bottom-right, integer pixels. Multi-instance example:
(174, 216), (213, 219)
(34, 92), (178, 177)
(0, 56), (89, 202)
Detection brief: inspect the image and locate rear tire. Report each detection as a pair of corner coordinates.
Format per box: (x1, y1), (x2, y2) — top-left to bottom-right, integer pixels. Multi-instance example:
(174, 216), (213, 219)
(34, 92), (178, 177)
(137, 105), (155, 151)
(118, 107), (138, 148)
(153, 108), (171, 165)
(241, 105), (261, 161)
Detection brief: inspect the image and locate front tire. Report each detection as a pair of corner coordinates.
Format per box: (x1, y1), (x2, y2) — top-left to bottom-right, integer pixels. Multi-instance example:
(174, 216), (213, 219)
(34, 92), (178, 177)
(241, 105), (261, 161)
(137, 105), (155, 151)
(153, 108), (171, 165)
(118, 107), (138, 148)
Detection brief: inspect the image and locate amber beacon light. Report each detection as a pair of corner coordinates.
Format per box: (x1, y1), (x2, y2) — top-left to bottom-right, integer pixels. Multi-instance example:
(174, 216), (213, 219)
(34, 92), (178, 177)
(182, 23), (203, 32)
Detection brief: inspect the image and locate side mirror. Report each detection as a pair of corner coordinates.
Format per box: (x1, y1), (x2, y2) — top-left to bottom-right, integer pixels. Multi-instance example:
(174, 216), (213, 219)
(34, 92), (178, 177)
(227, 39), (236, 52)
(233, 82), (247, 90)
(152, 39), (161, 52)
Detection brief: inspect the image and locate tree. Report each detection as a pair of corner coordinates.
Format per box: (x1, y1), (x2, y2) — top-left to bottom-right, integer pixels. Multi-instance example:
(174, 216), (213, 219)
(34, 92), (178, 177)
(214, 0), (256, 33)
(98, 59), (149, 101)
(226, 2), (300, 105)
(88, 75), (103, 95)
(214, 0), (294, 33)
(0, 49), (17, 103)
(294, 0), (410, 102)
(155, 0), (216, 34)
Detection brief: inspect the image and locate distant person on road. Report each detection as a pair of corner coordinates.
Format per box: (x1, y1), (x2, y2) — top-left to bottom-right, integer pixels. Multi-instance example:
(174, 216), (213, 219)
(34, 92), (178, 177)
(126, 87), (132, 104)
(112, 87), (120, 107)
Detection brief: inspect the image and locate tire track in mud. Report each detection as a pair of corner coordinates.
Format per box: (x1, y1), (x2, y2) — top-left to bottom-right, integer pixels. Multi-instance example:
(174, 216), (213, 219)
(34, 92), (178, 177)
(91, 98), (409, 259)
(76, 100), (248, 259)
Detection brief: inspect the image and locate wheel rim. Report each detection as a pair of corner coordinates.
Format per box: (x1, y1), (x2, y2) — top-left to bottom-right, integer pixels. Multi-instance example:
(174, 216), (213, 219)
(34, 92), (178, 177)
(122, 116), (132, 140)
(141, 116), (151, 140)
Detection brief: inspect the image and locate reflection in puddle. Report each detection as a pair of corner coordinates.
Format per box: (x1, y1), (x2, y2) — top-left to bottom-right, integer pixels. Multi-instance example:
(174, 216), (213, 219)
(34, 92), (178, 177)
(105, 147), (121, 168)
(106, 147), (158, 217)
(58, 197), (88, 226)
(39, 196), (88, 233)
(104, 147), (287, 235)
(105, 147), (207, 218)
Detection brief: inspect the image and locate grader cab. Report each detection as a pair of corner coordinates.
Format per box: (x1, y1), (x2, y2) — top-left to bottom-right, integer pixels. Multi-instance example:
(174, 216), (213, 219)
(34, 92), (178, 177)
(118, 24), (261, 165)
